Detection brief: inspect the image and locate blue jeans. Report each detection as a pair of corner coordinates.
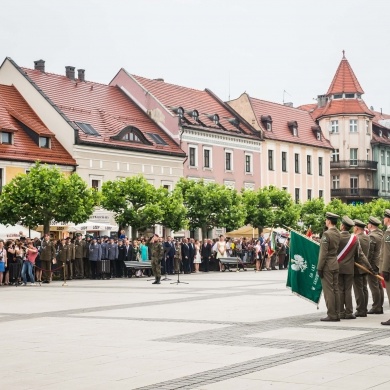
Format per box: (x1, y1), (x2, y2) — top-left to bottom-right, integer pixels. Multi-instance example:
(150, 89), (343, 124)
(21, 261), (35, 284)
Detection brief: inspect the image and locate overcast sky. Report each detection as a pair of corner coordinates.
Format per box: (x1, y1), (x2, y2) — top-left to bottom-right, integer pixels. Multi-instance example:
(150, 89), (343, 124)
(2, 0), (390, 112)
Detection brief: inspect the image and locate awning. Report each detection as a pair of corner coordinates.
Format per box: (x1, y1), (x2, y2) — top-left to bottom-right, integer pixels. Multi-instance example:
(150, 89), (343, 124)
(0, 224), (41, 240)
(74, 221), (118, 231)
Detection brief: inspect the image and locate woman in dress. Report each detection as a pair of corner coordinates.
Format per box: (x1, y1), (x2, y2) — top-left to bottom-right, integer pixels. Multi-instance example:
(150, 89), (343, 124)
(139, 239), (149, 261)
(193, 239), (201, 273)
(216, 235), (227, 272)
(0, 240), (7, 285)
(254, 239), (261, 272)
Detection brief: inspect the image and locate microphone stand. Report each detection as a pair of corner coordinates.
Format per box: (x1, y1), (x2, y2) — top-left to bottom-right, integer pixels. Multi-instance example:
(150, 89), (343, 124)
(171, 260), (188, 285)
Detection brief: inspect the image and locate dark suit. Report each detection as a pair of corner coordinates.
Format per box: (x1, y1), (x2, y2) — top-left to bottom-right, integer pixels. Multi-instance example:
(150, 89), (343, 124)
(164, 241), (175, 274)
(181, 243), (190, 273)
(201, 243), (212, 272)
(188, 242), (195, 272)
(123, 244), (133, 277)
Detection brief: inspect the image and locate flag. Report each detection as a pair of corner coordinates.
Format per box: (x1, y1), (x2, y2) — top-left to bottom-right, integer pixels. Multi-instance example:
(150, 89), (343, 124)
(306, 227), (312, 238)
(286, 230), (322, 305)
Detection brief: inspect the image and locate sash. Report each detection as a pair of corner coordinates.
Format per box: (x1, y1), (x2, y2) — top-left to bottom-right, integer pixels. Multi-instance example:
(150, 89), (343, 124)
(337, 234), (357, 263)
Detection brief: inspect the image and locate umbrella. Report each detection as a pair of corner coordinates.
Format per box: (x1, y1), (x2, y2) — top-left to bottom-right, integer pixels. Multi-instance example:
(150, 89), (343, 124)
(74, 221), (118, 231)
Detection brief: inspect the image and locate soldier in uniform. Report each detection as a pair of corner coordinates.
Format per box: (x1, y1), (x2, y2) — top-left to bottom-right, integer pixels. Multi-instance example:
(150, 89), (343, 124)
(317, 212), (341, 321)
(353, 219), (370, 317)
(150, 234), (164, 285)
(367, 216), (384, 315)
(174, 240), (182, 274)
(66, 237), (75, 279)
(380, 209), (390, 326)
(337, 216), (373, 319)
(40, 233), (56, 283)
(74, 234), (86, 279)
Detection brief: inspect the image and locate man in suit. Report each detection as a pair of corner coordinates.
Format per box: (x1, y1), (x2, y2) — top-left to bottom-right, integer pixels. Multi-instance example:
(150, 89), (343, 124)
(163, 236), (175, 275)
(337, 216), (373, 319)
(201, 238), (212, 272)
(188, 238), (195, 273)
(117, 239), (125, 277)
(317, 212), (341, 322)
(353, 219), (370, 317)
(380, 209), (390, 326)
(367, 216), (384, 315)
(123, 239), (133, 277)
(181, 238), (190, 274)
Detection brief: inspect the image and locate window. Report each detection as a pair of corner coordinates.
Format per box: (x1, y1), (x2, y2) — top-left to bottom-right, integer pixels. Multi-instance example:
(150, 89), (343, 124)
(122, 130), (141, 142)
(266, 122), (272, 131)
(147, 133), (168, 145)
(225, 152), (232, 171)
(382, 176), (386, 191)
(245, 154), (252, 173)
(75, 121), (99, 136)
(331, 149), (339, 162)
(334, 94), (342, 99)
(387, 151), (390, 166)
(203, 148), (213, 168)
(318, 157), (323, 176)
(292, 127), (298, 137)
(388, 177), (390, 192)
(381, 150), (385, 165)
(0, 168), (3, 194)
(1, 132), (12, 144)
(332, 175), (340, 189)
(91, 180), (100, 190)
(350, 119), (358, 133)
(350, 148), (358, 166)
(39, 136), (50, 148)
(331, 120), (339, 133)
(316, 132), (321, 141)
(294, 153), (300, 173)
(307, 155), (312, 174)
(295, 188), (300, 204)
(189, 147), (197, 167)
(268, 150), (274, 171)
(345, 93), (355, 98)
(307, 189), (312, 200)
(319, 190), (323, 199)
(350, 175), (358, 195)
(282, 152), (287, 172)
(366, 120), (370, 134)
(367, 149), (370, 161)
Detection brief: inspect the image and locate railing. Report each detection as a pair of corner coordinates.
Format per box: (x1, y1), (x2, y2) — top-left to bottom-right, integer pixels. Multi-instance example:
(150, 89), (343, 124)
(331, 188), (379, 198)
(330, 160), (377, 170)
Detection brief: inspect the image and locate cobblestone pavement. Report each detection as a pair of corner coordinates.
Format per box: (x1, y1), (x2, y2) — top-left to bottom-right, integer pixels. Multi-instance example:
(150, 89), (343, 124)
(1, 271), (390, 389)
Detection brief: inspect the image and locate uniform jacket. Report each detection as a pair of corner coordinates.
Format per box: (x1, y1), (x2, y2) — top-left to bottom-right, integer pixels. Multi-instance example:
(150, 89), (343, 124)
(368, 228), (383, 270)
(106, 242), (118, 260)
(100, 242), (108, 259)
(380, 226), (390, 273)
(338, 231), (372, 275)
(40, 239), (56, 261)
(150, 242), (164, 262)
(68, 243), (75, 261)
(88, 243), (101, 261)
(174, 244), (182, 260)
(74, 239), (87, 259)
(317, 226), (340, 272)
(355, 232), (370, 274)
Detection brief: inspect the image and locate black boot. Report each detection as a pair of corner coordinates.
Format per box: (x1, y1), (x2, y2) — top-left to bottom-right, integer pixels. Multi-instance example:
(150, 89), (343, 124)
(155, 277), (161, 284)
(152, 277), (158, 284)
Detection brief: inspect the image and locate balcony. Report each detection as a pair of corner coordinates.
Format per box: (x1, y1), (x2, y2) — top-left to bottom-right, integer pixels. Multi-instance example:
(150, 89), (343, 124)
(331, 188), (379, 198)
(330, 160), (377, 170)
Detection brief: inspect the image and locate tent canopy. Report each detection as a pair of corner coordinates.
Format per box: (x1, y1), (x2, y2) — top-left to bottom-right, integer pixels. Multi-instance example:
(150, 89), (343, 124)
(0, 224), (41, 240)
(226, 226), (272, 238)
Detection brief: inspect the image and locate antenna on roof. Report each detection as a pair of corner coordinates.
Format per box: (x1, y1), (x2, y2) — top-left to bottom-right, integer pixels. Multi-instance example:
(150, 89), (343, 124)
(342, 49), (345, 59)
(283, 90), (292, 104)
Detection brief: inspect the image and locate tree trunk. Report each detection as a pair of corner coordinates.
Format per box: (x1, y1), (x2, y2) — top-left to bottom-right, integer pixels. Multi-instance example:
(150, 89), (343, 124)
(43, 219), (50, 235)
(201, 225), (208, 241)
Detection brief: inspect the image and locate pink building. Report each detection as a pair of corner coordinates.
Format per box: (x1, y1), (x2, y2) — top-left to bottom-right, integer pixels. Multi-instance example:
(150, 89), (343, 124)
(110, 70), (263, 191)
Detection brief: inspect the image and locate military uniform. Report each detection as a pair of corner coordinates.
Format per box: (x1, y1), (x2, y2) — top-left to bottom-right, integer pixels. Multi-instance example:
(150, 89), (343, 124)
(317, 212), (341, 321)
(150, 238), (164, 284)
(74, 237), (86, 279)
(353, 219), (370, 317)
(367, 216), (384, 314)
(337, 216), (373, 319)
(380, 210), (390, 325)
(40, 237), (56, 283)
(174, 243), (182, 273)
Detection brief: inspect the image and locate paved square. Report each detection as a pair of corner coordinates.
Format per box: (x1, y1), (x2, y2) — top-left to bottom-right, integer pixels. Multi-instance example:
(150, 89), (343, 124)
(1, 270), (390, 389)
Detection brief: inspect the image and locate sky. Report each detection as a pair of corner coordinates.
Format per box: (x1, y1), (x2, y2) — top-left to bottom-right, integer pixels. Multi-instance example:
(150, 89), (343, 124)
(2, 0), (390, 112)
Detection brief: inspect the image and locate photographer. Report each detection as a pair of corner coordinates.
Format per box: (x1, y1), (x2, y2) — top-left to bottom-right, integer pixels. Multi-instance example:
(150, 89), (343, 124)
(21, 242), (38, 285)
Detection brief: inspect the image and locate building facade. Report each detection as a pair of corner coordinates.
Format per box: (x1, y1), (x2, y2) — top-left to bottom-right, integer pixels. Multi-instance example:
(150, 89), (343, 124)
(228, 93), (333, 203)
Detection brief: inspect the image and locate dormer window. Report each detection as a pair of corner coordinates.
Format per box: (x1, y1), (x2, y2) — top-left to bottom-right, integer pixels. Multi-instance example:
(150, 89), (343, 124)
(311, 125), (321, 141)
(261, 115), (272, 131)
(172, 107), (184, 118)
(213, 114), (219, 125)
(111, 126), (152, 145)
(122, 129), (141, 142)
(345, 93), (355, 99)
(1, 132), (12, 144)
(192, 110), (199, 122)
(39, 136), (50, 148)
(316, 132), (321, 141)
(333, 94), (343, 99)
(379, 130), (383, 137)
(288, 121), (298, 137)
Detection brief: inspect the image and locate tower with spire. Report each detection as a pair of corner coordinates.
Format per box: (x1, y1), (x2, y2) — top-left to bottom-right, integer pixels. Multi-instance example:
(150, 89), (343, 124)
(301, 51), (378, 204)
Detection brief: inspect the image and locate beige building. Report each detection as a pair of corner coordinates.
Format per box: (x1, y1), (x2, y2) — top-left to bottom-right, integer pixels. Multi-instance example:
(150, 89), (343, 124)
(228, 93), (333, 203)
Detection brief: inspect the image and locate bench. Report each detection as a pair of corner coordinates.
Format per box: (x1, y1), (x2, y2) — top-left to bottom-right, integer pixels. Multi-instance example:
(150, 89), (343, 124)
(124, 261), (153, 277)
(218, 257), (248, 271)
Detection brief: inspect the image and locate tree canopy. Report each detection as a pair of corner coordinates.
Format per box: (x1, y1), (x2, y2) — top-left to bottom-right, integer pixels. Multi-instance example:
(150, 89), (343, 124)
(0, 162), (97, 234)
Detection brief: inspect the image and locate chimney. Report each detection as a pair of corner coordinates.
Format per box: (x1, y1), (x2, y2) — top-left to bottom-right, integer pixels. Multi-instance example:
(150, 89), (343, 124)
(65, 66), (76, 80)
(34, 59), (45, 72)
(154, 78), (164, 82)
(317, 95), (327, 108)
(283, 102), (293, 108)
(77, 69), (85, 82)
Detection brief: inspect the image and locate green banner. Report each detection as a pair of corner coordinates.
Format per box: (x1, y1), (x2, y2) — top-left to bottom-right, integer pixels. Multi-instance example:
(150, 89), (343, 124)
(286, 230), (322, 305)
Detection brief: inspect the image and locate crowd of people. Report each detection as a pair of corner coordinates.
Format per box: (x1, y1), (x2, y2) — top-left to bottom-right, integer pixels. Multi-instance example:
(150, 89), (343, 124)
(0, 231), (290, 286)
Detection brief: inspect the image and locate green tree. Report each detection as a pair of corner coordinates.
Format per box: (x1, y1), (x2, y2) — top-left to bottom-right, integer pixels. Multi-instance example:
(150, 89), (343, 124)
(300, 198), (326, 234)
(242, 188), (273, 230)
(176, 179), (245, 238)
(0, 162), (97, 234)
(324, 198), (349, 219)
(101, 175), (166, 238)
(267, 186), (300, 228)
(160, 188), (187, 232)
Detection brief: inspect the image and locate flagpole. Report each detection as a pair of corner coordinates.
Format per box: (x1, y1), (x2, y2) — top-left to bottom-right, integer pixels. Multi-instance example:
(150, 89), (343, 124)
(354, 262), (384, 281)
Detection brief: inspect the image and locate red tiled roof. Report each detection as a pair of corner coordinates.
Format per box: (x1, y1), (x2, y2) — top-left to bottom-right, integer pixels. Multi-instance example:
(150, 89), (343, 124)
(248, 96), (332, 149)
(297, 103), (317, 112)
(0, 85), (76, 166)
(326, 56), (364, 95)
(21, 68), (185, 156)
(131, 75), (258, 137)
(372, 110), (390, 128)
(314, 99), (373, 119)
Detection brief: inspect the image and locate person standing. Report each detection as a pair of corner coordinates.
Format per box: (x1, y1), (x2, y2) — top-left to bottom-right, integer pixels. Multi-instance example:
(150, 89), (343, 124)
(353, 219), (370, 317)
(163, 236), (175, 275)
(0, 240), (7, 285)
(174, 240), (182, 274)
(74, 234), (86, 279)
(88, 238), (101, 279)
(188, 238), (195, 273)
(193, 239), (201, 273)
(380, 209), (390, 326)
(40, 233), (56, 283)
(116, 239), (125, 277)
(181, 238), (190, 274)
(140, 239), (149, 261)
(317, 212), (341, 322)
(150, 234), (163, 284)
(216, 235), (227, 272)
(107, 238), (118, 278)
(66, 237), (75, 280)
(367, 216), (384, 315)
(201, 239), (212, 272)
